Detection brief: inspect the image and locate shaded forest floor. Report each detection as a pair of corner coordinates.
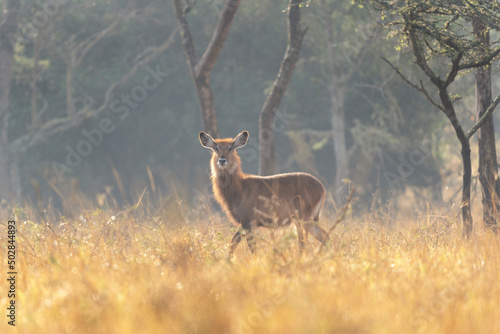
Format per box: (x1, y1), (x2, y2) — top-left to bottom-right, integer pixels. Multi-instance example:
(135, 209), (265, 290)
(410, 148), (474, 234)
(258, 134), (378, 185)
(1, 205), (500, 334)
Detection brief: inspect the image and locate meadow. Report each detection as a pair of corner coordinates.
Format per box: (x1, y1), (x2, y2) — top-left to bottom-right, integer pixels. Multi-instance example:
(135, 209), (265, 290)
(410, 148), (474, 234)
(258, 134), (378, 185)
(1, 201), (500, 334)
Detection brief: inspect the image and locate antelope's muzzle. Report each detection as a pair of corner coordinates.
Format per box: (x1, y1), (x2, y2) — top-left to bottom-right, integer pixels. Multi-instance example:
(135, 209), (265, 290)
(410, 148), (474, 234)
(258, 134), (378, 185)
(218, 157), (227, 167)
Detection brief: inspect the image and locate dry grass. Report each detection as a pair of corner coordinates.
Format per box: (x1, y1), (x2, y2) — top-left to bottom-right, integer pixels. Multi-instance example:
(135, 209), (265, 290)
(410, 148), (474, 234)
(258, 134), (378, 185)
(1, 205), (500, 334)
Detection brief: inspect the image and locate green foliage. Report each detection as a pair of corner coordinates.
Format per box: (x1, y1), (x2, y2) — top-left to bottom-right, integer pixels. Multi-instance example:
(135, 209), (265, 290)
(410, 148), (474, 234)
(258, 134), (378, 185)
(361, 0), (500, 65)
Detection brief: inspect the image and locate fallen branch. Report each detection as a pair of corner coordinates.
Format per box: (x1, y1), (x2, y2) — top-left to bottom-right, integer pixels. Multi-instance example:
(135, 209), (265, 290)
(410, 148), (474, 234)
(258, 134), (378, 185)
(328, 186), (356, 236)
(315, 187), (355, 257)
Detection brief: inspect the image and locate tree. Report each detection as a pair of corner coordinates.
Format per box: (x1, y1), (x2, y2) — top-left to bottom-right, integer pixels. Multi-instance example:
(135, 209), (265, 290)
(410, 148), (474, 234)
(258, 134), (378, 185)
(473, 17), (499, 233)
(172, 0), (306, 175)
(258, 0), (306, 175)
(0, 1), (177, 201)
(318, 0), (380, 202)
(361, 0), (500, 238)
(0, 0), (21, 200)
(172, 0), (243, 138)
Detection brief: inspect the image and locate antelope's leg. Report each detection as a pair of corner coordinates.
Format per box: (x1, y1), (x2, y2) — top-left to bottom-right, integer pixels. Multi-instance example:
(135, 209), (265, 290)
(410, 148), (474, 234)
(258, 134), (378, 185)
(294, 220), (306, 254)
(239, 221), (256, 254)
(246, 229), (256, 254)
(303, 222), (330, 247)
(229, 228), (244, 257)
(292, 196), (307, 254)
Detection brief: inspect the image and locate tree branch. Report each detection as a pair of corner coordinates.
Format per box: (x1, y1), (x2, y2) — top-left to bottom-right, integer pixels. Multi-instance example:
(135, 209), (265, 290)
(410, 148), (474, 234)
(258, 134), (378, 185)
(194, 0), (242, 78)
(466, 93), (500, 140)
(173, 0), (243, 79)
(184, 0), (198, 14)
(459, 47), (500, 71)
(74, 17), (122, 68)
(172, 0), (198, 75)
(406, 23), (442, 87)
(381, 57), (444, 111)
(11, 27), (177, 154)
(444, 51), (462, 87)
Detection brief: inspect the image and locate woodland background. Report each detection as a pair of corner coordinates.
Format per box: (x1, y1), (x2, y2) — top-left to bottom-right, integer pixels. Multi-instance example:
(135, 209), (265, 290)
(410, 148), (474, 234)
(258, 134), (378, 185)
(0, 0), (498, 222)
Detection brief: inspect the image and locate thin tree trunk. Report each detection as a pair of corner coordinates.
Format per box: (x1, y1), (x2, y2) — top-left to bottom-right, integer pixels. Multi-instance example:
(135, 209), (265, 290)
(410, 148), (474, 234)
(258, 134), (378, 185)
(0, 0), (21, 200)
(10, 154), (21, 200)
(0, 126), (10, 199)
(461, 140), (473, 239)
(441, 100), (474, 238)
(31, 33), (42, 129)
(66, 54), (76, 116)
(330, 89), (348, 202)
(473, 19), (498, 233)
(259, 0), (306, 175)
(320, 0), (377, 201)
(440, 90), (474, 238)
(322, 4), (349, 202)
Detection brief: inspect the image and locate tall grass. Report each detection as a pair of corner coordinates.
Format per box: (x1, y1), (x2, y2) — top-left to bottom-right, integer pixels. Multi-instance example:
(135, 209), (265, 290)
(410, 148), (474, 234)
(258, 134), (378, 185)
(1, 201), (500, 334)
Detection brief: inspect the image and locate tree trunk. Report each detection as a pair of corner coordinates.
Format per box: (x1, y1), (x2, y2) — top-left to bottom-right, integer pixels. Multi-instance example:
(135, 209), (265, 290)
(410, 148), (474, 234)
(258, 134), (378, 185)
(461, 140), (473, 239)
(448, 116), (474, 239)
(322, 4), (349, 202)
(66, 53), (76, 116)
(0, 0), (20, 201)
(476, 64), (499, 232)
(259, 0), (306, 175)
(196, 73), (219, 138)
(438, 84), (474, 239)
(0, 128), (10, 200)
(172, 0), (243, 138)
(330, 89), (349, 203)
(10, 154), (21, 200)
(31, 33), (42, 129)
(473, 19), (499, 233)
(259, 111), (277, 175)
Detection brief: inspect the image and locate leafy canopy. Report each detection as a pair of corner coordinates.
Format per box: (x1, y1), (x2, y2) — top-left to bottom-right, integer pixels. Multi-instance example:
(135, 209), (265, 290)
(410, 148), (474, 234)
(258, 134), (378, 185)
(362, 0), (500, 67)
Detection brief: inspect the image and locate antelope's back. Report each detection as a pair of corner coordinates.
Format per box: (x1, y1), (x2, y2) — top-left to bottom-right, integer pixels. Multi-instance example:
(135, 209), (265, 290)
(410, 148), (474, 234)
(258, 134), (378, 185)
(243, 172), (325, 224)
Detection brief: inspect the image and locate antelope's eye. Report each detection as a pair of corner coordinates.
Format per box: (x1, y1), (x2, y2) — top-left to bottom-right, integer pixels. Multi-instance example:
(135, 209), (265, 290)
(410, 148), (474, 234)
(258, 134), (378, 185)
(215, 146), (219, 152)
(228, 146), (232, 152)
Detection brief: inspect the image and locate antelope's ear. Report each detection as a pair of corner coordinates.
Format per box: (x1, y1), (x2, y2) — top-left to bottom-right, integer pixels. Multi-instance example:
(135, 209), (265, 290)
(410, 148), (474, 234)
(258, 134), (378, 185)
(199, 132), (216, 149)
(233, 131), (249, 149)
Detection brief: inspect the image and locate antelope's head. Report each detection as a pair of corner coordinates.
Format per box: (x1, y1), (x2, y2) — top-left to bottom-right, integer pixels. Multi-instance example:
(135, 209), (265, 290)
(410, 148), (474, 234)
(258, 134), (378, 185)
(199, 131), (248, 175)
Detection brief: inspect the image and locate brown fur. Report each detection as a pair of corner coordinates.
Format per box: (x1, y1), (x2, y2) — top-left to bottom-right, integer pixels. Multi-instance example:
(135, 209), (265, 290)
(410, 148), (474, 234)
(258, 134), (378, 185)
(199, 131), (329, 257)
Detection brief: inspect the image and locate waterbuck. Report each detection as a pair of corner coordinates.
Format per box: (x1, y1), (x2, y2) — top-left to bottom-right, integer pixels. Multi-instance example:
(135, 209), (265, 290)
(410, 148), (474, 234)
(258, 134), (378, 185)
(199, 131), (329, 257)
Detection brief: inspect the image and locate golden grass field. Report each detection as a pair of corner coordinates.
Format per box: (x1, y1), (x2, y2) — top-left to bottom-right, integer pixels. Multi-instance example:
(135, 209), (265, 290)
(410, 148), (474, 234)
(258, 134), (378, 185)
(1, 203), (500, 334)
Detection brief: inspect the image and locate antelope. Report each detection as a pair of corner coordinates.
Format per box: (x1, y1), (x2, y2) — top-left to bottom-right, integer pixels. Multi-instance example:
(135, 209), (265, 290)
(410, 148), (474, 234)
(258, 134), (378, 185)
(199, 130), (329, 257)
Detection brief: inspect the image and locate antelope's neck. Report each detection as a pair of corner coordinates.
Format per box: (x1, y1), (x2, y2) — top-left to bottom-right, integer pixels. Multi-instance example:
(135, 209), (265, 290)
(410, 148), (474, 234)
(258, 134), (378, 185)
(212, 168), (243, 202)
(213, 168), (243, 185)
